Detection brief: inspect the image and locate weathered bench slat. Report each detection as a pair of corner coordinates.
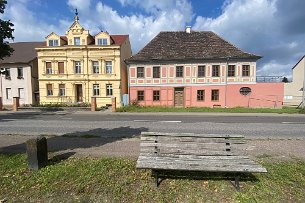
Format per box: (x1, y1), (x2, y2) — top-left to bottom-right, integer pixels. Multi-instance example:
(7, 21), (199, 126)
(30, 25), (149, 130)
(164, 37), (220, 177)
(140, 148), (236, 156)
(141, 136), (245, 144)
(140, 142), (231, 149)
(137, 156), (267, 173)
(141, 132), (244, 138)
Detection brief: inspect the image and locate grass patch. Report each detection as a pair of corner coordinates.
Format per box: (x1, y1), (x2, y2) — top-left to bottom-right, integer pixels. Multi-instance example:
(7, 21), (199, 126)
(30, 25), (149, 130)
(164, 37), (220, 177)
(116, 105), (301, 114)
(0, 154), (304, 202)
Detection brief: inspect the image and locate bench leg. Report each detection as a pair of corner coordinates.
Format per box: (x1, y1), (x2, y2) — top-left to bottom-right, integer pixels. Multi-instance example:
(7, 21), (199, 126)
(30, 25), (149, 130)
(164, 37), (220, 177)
(234, 175), (240, 192)
(154, 171), (159, 188)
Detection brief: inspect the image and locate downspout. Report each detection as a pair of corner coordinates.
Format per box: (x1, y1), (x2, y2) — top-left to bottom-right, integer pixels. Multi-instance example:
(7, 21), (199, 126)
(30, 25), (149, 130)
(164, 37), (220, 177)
(302, 64), (305, 108)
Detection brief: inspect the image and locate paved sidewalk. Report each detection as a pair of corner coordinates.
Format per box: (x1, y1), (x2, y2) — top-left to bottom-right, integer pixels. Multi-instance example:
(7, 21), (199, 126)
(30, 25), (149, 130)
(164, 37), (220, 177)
(0, 135), (304, 161)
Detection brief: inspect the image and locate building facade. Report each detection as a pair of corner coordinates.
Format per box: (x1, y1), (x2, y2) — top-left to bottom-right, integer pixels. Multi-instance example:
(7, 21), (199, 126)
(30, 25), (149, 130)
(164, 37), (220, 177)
(0, 42), (43, 106)
(36, 14), (132, 107)
(126, 30), (283, 108)
(284, 55), (305, 106)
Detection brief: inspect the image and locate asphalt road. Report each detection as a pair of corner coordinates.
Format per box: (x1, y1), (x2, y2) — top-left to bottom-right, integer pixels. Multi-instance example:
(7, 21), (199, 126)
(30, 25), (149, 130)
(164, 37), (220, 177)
(0, 111), (305, 138)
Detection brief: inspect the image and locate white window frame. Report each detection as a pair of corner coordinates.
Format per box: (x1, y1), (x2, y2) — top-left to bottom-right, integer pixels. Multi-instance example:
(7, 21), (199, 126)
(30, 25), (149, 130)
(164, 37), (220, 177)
(46, 62), (52, 74)
(74, 37), (80, 45)
(18, 88), (25, 99)
(97, 38), (108, 45)
(47, 84), (53, 96)
(93, 84), (100, 96)
(6, 88), (11, 100)
(75, 61), (81, 74)
(106, 84), (113, 96)
(49, 39), (59, 46)
(105, 61), (112, 74)
(59, 84), (65, 96)
(17, 67), (23, 79)
(92, 61), (99, 74)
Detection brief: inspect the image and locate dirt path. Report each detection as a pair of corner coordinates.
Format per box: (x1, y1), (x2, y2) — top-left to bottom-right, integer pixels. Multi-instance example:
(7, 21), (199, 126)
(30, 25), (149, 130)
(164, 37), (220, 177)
(0, 135), (304, 161)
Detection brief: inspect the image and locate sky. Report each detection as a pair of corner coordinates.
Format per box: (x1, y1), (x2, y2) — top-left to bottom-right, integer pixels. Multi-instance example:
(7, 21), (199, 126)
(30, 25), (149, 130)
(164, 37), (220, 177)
(1, 0), (305, 78)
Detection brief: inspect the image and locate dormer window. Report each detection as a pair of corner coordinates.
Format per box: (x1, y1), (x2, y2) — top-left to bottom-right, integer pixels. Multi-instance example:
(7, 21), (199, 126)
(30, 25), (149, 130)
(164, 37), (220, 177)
(97, 38), (108, 45)
(49, 39), (59, 46)
(74, 37), (81, 45)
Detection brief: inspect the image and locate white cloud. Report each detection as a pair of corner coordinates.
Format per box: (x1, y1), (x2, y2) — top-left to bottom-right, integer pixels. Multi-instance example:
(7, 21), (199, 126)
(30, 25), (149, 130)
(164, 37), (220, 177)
(193, 0), (305, 77)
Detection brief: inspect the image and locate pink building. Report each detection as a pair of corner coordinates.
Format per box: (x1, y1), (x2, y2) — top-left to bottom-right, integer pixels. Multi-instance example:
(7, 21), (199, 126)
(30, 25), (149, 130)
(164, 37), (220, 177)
(125, 29), (283, 108)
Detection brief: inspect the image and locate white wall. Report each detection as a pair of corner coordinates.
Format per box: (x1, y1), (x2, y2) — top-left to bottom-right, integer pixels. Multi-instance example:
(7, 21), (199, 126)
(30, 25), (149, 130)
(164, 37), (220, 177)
(0, 65), (33, 105)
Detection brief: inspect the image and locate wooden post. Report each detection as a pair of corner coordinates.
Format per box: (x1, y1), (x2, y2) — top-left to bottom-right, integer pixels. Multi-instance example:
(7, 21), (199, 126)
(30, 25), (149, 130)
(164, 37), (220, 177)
(13, 97), (19, 112)
(91, 97), (97, 111)
(111, 97), (116, 112)
(26, 137), (48, 170)
(0, 97), (2, 111)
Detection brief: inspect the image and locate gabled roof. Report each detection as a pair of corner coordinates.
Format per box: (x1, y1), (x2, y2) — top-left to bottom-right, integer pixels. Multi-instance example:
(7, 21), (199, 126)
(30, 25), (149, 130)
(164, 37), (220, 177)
(1, 42), (45, 64)
(126, 31), (261, 64)
(292, 55), (305, 69)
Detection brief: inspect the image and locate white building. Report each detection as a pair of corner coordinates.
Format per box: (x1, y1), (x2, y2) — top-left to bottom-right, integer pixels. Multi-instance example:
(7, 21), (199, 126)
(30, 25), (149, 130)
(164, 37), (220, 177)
(284, 55), (305, 106)
(0, 42), (44, 106)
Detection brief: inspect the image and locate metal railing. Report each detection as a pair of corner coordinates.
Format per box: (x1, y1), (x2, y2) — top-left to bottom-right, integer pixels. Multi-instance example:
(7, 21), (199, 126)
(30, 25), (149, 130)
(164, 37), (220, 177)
(256, 76), (285, 83)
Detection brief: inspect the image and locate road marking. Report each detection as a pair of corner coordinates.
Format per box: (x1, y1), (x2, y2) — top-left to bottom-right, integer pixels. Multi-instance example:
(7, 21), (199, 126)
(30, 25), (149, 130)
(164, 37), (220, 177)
(282, 122), (305, 124)
(134, 120), (181, 123)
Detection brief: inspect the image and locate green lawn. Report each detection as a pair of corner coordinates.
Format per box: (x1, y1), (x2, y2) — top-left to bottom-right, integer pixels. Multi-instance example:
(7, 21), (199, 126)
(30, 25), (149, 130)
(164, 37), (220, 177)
(0, 154), (304, 202)
(116, 106), (302, 114)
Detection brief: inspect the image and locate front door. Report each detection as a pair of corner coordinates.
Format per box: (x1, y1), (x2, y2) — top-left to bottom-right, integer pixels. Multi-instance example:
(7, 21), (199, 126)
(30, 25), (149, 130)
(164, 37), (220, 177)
(76, 84), (83, 102)
(174, 88), (184, 107)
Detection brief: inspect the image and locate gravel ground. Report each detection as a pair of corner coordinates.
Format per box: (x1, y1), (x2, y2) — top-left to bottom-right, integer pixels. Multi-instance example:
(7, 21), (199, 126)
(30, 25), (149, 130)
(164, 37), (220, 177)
(0, 135), (304, 161)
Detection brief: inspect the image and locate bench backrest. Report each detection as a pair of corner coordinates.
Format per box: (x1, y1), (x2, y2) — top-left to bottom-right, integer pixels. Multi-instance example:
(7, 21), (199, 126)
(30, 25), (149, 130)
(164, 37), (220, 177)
(140, 132), (245, 157)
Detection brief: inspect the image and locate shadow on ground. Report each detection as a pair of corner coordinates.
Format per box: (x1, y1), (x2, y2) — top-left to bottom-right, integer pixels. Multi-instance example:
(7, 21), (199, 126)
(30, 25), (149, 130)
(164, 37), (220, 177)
(0, 126), (148, 156)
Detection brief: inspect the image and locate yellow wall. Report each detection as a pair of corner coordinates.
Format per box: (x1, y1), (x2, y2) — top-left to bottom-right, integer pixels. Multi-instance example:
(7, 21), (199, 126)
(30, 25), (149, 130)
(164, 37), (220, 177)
(36, 19), (131, 107)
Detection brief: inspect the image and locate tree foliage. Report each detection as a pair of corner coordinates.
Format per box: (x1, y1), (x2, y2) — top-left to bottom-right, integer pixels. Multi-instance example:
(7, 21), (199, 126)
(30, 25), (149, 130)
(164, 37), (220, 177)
(0, 0), (14, 60)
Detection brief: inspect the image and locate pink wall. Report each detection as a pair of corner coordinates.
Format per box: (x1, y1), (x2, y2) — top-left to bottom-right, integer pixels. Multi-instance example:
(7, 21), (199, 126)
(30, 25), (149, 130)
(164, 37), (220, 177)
(129, 83), (284, 108)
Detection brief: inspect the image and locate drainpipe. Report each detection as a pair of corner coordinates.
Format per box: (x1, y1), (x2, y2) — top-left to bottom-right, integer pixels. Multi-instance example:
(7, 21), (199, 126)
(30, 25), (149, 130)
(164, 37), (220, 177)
(302, 66), (305, 108)
(224, 58), (229, 108)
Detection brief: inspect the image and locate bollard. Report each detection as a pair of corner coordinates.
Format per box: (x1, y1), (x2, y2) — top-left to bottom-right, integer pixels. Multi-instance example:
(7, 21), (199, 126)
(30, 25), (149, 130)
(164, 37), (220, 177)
(26, 137), (48, 170)
(91, 97), (97, 111)
(13, 97), (19, 112)
(111, 97), (116, 112)
(0, 97), (2, 111)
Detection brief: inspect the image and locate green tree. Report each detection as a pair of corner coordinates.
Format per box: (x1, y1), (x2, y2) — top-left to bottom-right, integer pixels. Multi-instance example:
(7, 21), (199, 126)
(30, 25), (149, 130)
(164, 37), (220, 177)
(282, 77), (289, 83)
(0, 0), (14, 60)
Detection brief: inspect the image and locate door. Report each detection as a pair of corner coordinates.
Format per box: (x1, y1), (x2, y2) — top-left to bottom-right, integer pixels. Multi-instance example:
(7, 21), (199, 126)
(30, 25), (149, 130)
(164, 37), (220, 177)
(174, 88), (184, 107)
(76, 84), (83, 102)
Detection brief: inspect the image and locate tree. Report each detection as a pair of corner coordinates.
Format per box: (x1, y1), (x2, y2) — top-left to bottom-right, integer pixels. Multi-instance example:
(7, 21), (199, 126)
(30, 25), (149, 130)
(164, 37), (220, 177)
(282, 77), (289, 83)
(0, 0), (14, 60)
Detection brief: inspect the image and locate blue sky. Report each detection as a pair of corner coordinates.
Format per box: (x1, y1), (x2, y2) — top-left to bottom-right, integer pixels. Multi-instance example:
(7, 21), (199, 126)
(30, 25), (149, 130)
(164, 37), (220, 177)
(1, 0), (305, 77)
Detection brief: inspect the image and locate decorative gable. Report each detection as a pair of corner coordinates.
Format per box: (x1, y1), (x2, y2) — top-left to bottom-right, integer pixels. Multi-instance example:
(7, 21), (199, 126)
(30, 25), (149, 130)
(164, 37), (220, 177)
(95, 32), (111, 45)
(45, 32), (61, 46)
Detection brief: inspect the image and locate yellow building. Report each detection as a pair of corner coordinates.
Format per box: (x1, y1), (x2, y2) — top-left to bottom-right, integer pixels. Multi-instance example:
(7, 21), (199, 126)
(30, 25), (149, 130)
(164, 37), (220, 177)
(36, 13), (131, 107)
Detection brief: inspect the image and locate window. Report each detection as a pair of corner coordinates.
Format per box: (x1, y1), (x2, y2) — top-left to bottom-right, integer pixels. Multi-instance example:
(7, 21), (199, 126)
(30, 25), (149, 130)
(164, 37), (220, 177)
(137, 67), (144, 78)
(211, 89), (219, 101)
(240, 87), (252, 96)
(93, 84), (100, 96)
(176, 66), (183, 77)
(17, 67), (23, 79)
(97, 38), (108, 45)
(153, 90), (160, 101)
(92, 61), (99, 74)
(212, 65), (220, 77)
(18, 88), (24, 99)
(5, 68), (10, 79)
(153, 66), (160, 78)
(137, 90), (144, 101)
(197, 90), (205, 101)
(105, 61), (112, 74)
(198, 66), (205, 77)
(74, 61), (81, 74)
(47, 84), (53, 96)
(228, 65), (235, 77)
(106, 84), (113, 96)
(6, 88), (11, 99)
(49, 39), (59, 46)
(242, 65), (250, 76)
(58, 62), (64, 74)
(74, 37), (80, 45)
(59, 84), (65, 96)
(46, 62), (52, 74)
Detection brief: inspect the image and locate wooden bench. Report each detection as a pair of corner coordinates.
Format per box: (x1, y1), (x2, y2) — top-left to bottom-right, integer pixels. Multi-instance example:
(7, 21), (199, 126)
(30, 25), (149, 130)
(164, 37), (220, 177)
(136, 132), (267, 191)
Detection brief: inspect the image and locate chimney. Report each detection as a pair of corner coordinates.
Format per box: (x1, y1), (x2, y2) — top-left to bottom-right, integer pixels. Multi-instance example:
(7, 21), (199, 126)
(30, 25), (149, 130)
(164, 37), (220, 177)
(185, 26), (191, 33)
